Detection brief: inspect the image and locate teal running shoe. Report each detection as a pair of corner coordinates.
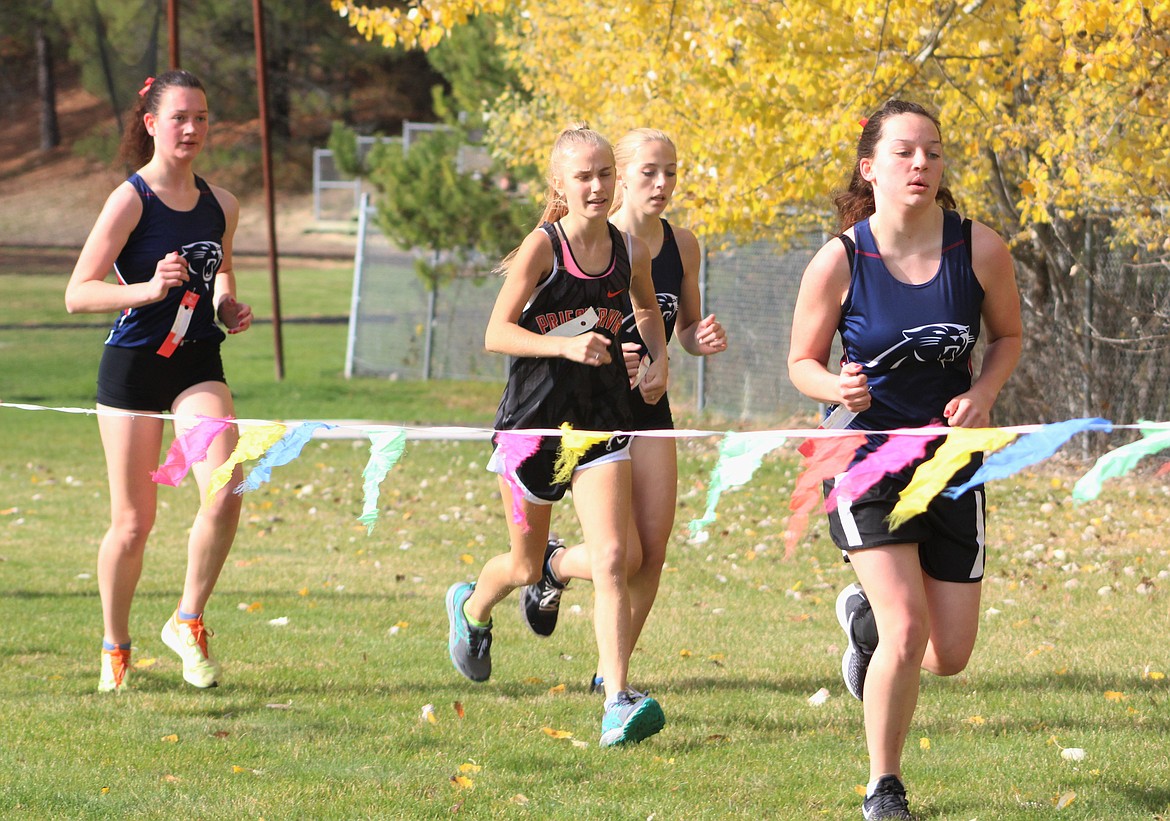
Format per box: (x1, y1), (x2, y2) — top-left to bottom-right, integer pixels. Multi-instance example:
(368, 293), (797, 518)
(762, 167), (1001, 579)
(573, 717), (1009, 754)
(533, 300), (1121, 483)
(446, 582), (492, 682)
(599, 690), (665, 747)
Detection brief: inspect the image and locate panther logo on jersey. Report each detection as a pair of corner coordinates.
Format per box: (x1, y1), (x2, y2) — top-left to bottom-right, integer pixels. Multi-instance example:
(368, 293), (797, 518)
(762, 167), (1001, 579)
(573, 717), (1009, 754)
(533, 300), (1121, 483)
(180, 241), (223, 289)
(621, 292), (679, 335)
(657, 293), (679, 328)
(865, 322), (974, 370)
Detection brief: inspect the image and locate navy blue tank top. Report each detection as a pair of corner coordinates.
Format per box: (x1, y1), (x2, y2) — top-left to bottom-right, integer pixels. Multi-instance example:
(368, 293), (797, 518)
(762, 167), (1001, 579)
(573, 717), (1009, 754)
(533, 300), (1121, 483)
(620, 218), (684, 347)
(105, 173), (226, 349)
(493, 221), (634, 433)
(839, 209), (983, 434)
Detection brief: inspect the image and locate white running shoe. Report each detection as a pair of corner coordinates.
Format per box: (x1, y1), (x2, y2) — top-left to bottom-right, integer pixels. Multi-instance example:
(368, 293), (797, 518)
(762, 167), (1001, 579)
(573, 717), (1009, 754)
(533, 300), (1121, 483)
(161, 611), (220, 688)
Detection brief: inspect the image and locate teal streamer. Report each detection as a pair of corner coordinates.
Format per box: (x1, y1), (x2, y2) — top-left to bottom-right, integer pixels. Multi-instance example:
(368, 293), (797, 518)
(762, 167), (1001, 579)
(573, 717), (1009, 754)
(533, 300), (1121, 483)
(356, 428), (408, 532)
(1072, 423), (1170, 502)
(689, 431), (788, 534)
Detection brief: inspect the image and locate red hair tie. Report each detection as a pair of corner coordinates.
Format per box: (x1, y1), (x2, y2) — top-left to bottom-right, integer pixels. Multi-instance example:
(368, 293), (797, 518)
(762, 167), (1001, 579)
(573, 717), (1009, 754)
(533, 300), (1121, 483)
(138, 77), (155, 98)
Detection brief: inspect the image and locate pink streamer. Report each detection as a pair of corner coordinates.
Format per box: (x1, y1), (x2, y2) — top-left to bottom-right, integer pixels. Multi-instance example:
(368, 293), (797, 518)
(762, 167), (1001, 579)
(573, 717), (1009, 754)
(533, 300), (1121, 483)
(495, 431), (543, 532)
(785, 433), (868, 556)
(825, 429), (943, 512)
(150, 416), (234, 487)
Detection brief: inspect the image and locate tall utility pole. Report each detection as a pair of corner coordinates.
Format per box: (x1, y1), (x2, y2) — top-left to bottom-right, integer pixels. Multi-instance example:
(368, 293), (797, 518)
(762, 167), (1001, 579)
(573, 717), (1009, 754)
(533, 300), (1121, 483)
(253, 0), (285, 380)
(167, 0), (179, 68)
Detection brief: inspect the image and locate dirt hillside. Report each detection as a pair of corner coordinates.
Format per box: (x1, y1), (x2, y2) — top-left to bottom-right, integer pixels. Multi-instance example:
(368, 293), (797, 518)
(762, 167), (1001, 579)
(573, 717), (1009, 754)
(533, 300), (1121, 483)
(0, 84), (357, 260)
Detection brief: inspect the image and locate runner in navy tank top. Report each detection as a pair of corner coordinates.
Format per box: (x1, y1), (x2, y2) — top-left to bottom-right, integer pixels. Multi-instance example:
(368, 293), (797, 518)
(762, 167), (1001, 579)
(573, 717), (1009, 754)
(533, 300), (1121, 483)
(66, 70), (253, 695)
(788, 100), (1021, 820)
(518, 130), (728, 698)
(446, 125), (670, 748)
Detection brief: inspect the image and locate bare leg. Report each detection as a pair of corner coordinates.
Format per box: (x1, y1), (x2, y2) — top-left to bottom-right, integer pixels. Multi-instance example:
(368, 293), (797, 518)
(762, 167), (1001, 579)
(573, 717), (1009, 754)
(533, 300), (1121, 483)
(624, 436), (676, 651)
(846, 544), (929, 783)
(550, 437), (677, 678)
(172, 382), (242, 616)
(569, 460), (633, 700)
(96, 407), (164, 645)
(463, 476), (553, 623)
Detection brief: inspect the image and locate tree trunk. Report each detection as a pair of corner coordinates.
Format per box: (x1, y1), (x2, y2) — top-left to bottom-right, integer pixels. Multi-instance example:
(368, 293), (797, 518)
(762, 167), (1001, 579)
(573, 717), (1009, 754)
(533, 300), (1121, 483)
(35, 24), (60, 151)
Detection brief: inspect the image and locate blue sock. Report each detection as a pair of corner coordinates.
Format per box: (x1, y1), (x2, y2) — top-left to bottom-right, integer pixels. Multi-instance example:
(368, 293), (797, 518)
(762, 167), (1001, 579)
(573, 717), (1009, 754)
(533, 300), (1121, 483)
(102, 640), (131, 651)
(177, 608), (201, 621)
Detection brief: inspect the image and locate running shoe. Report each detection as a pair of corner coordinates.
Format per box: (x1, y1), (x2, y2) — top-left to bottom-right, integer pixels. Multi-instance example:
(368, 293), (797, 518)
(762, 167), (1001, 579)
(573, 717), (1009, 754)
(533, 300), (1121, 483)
(863, 774), (913, 820)
(599, 690), (665, 747)
(446, 582), (492, 682)
(161, 611), (219, 688)
(519, 539), (567, 637)
(836, 582), (878, 701)
(98, 647), (131, 693)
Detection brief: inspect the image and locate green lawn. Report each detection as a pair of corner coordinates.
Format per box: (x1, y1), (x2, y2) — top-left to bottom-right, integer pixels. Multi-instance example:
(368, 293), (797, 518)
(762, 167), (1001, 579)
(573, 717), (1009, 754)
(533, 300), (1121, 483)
(1, 259), (1169, 819)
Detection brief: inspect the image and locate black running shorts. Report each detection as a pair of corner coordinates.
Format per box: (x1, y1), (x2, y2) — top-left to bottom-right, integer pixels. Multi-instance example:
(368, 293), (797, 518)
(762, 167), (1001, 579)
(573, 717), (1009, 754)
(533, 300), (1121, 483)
(824, 468), (987, 583)
(96, 339), (227, 412)
(489, 434), (632, 504)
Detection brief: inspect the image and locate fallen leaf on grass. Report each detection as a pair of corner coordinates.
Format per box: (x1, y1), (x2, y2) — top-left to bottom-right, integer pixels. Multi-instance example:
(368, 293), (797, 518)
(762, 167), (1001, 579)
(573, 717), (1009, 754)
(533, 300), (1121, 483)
(853, 785), (866, 797)
(1142, 666), (1165, 681)
(542, 727), (573, 739)
(101, 786), (110, 795)
(679, 649), (693, 658)
(265, 701), (293, 710)
(458, 762), (481, 774)
(1104, 690), (1127, 702)
(963, 715), (986, 726)
(161, 774), (181, 783)
(297, 587), (310, 597)
(161, 734), (179, 743)
(807, 687), (830, 706)
(453, 701), (465, 719)
(212, 731), (230, 739)
(919, 737), (931, 751)
(548, 683), (565, 695)
(134, 657), (157, 670)
(524, 677), (544, 685)
(510, 794), (530, 805)
(421, 704), (437, 724)
(459, 553), (474, 564)
(1055, 790), (1076, 809)
(450, 775), (473, 789)
(231, 765), (261, 775)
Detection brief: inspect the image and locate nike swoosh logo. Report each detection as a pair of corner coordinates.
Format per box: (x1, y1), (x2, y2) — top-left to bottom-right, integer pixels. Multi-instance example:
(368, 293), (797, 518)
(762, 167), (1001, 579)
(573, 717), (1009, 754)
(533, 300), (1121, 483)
(607, 289), (626, 298)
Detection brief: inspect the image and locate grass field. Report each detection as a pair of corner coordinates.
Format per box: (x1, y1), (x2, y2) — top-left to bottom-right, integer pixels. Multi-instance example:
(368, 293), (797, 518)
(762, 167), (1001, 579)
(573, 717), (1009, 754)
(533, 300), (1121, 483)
(2, 254), (1169, 819)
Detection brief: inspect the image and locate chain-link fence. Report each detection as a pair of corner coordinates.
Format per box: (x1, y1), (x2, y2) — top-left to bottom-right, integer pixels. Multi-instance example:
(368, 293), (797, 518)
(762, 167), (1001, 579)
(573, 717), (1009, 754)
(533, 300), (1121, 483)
(344, 201), (823, 419)
(345, 204), (1170, 428)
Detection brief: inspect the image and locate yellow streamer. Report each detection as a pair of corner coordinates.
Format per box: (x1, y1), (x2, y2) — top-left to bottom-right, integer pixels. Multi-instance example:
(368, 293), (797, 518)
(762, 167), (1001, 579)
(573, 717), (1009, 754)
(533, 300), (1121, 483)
(888, 428), (1017, 529)
(551, 422), (612, 485)
(206, 423), (289, 503)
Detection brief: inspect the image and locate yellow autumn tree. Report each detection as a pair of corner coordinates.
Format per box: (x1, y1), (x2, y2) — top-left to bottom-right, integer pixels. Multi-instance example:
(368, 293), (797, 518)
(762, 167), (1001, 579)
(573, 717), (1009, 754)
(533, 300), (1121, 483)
(333, 0), (1170, 424)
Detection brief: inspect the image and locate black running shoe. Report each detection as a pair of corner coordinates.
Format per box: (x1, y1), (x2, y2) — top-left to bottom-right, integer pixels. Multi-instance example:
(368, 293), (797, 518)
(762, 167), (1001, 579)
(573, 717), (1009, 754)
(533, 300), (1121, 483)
(862, 774), (912, 820)
(836, 582), (878, 700)
(519, 539), (567, 637)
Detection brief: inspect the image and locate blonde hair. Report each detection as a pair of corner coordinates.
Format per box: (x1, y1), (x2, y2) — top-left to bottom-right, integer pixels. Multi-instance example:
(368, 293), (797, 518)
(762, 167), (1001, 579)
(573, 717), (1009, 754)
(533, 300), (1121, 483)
(495, 124), (613, 274)
(610, 128), (676, 213)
